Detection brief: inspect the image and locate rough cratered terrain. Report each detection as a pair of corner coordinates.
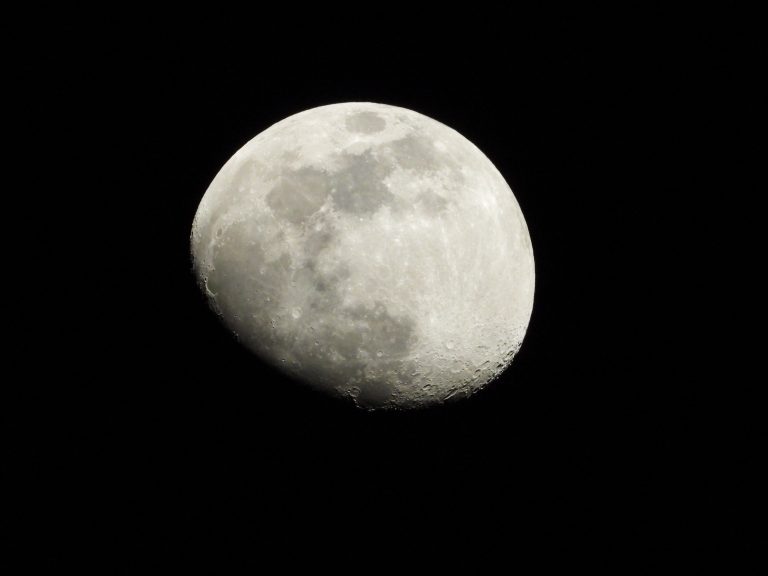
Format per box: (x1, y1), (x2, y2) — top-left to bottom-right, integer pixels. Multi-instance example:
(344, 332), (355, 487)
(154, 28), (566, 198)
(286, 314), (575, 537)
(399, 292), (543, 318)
(191, 102), (535, 409)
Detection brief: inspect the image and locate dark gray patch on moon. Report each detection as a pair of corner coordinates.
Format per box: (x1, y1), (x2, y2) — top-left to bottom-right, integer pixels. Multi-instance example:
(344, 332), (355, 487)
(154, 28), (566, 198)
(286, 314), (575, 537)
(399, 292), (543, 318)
(346, 301), (416, 359)
(266, 149), (398, 224)
(302, 300), (416, 373)
(330, 150), (395, 215)
(355, 380), (397, 408)
(299, 300), (417, 407)
(280, 148), (302, 164)
(266, 166), (331, 224)
(387, 134), (443, 171)
(311, 265), (349, 296)
(417, 190), (449, 214)
(345, 111), (387, 134)
(303, 227), (335, 261)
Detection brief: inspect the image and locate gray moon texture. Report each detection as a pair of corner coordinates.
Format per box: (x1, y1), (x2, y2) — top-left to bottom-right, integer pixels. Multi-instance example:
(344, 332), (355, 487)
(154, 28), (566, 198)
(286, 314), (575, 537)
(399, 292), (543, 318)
(191, 102), (535, 410)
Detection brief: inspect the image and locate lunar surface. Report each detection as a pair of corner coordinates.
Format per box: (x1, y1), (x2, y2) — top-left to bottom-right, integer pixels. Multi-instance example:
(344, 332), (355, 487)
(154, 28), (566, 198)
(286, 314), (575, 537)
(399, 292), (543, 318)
(191, 102), (534, 409)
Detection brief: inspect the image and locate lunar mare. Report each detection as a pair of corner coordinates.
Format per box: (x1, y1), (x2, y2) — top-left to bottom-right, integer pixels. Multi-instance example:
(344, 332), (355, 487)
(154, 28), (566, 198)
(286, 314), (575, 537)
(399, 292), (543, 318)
(191, 102), (535, 409)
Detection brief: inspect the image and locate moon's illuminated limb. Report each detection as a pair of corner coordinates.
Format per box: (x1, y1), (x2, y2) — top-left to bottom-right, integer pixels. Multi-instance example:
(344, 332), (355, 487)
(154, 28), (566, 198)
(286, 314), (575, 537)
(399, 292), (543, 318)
(191, 102), (534, 409)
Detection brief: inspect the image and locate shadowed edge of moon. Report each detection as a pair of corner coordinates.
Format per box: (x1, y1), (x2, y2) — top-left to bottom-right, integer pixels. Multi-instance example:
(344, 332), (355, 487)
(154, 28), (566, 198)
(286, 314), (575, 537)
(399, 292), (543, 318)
(203, 216), (421, 409)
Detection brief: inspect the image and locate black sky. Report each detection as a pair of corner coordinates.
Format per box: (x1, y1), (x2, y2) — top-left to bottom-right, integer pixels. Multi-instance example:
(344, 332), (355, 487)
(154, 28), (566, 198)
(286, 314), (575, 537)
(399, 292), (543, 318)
(3, 7), (759, 573)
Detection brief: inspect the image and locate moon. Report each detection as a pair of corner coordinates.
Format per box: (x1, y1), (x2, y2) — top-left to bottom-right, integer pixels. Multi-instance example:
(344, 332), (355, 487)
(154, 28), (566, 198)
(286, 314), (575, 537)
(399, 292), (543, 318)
(191, 102), (534, 409)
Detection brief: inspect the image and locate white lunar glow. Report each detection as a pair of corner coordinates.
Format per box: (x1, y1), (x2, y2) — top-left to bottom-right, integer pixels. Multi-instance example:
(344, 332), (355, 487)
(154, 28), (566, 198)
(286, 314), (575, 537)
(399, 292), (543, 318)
(191, 103), (535, 409)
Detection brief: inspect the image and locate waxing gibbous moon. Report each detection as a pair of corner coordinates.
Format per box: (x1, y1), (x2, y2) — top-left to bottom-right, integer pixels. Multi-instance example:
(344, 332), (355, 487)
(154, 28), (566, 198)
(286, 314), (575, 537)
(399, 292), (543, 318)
(191, 102), (534, 410)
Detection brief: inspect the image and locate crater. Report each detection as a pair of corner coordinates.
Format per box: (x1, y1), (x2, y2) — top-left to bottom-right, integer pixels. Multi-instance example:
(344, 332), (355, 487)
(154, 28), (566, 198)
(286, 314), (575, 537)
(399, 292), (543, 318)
(345, 111), (387, 134)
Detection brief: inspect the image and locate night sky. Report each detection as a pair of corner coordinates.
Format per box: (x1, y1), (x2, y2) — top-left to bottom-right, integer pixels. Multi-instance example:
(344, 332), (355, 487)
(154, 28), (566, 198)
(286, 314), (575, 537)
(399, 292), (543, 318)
(4, 7), (758, 573)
